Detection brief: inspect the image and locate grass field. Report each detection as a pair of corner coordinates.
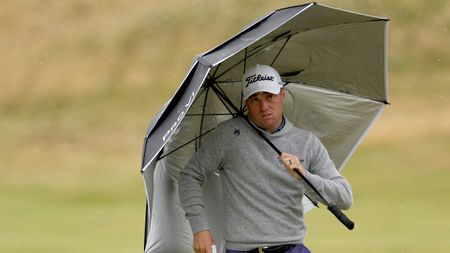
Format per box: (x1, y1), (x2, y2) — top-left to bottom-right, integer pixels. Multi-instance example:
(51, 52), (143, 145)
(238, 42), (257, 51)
(1, 0), (449, 252)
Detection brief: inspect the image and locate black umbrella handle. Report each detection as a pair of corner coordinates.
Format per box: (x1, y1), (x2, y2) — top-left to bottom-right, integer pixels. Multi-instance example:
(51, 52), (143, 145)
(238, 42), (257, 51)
(246, 117), (356, 230)
(328, 204), (355, 230)
(293, 169), (354, 230)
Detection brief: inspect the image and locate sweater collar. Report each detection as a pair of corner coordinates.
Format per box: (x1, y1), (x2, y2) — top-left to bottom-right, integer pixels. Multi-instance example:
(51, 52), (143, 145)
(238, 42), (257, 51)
(247, 115), (288, 135)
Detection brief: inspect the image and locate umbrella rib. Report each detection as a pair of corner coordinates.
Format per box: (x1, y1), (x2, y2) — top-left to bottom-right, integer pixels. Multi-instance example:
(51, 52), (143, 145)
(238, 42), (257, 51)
(214, 80), (241, 84)
(211, 46), (264, 81)
(157, 128), (216, 160)
(212, 82), (244, 115)
(212, 35), (292, 81)
(240, 47), (248, 111)
(187, 113), (235, 116)
(296, 19), (387, 37)
(239, 47), (248, 111)
(290, 81), (389, 104)
(191, 85), (209, 106)
(215, 91), (238, 116)
(210, 83), (241, 116)
(320, 19), (388, 28)
(158, 79), (237, 160)
(270, 36), (291, 67)
(203, 77), (240, 116)
(207, 63), (221, 81)
(198, 87), (210, 147)
(243, 47), (248, 75)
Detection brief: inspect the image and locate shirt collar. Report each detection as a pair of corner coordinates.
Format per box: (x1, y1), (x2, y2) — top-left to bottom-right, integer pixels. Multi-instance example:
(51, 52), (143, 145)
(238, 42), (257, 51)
(273, 115), (286, 133)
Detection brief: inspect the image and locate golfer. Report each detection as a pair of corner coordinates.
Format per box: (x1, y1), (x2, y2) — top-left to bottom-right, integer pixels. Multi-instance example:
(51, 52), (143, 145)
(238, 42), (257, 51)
(179, 64), (353, 253)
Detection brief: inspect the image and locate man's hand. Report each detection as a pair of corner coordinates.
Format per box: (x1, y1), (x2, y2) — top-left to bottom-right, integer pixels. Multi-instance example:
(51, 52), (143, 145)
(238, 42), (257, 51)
(280, 152), (306, 180)
(193, 230), (215, 253)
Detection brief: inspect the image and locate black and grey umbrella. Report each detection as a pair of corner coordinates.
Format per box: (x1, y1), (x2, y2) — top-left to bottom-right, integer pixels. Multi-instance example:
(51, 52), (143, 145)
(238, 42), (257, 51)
(141, 3), (388, 252)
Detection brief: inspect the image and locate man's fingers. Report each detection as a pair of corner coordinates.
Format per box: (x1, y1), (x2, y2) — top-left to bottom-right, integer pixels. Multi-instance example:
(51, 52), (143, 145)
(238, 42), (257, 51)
(279, 152), (306, 180)
(193, 246), (211, 253)
(282, 156), (299, 167)
(193, 230), (214, 253)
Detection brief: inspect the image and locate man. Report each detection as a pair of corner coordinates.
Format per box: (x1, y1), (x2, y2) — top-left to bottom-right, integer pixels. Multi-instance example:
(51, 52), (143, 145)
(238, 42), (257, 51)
(179, 64), (353, 253)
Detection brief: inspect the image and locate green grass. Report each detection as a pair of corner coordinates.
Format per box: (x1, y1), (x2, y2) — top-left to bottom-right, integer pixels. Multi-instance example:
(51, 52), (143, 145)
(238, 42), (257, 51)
(0, 177), (144, 253)
(306, 136), (450, 252)
(1, 0), (449, 252)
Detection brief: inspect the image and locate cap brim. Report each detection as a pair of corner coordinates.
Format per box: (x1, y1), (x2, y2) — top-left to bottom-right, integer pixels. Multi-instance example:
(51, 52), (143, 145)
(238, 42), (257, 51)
(243, 85), (281, 101)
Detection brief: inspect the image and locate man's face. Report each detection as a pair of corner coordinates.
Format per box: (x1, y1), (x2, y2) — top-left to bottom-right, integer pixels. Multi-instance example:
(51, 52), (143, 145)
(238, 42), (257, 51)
(245, 89), (285, 133)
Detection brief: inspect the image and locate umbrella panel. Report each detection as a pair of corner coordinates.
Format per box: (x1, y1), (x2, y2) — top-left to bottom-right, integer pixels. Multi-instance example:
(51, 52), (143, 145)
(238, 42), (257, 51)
(211, 21), (386, 103)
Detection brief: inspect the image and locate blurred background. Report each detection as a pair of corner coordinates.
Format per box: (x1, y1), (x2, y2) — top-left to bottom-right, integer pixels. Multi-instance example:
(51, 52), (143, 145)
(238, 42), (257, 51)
(1, 0), (448, 252)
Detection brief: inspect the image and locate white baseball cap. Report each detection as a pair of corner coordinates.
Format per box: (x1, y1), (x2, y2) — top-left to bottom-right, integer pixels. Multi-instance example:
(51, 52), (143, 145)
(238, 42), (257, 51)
(242, 64), (284, 101)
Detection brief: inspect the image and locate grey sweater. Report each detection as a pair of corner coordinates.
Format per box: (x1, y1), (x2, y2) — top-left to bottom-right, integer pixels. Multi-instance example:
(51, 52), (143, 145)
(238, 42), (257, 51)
(178, 117), (352, 251)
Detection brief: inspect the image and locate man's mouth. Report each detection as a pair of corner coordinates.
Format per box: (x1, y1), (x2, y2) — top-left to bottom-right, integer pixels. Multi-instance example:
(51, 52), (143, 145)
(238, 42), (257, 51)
(261, 113), (272, 120)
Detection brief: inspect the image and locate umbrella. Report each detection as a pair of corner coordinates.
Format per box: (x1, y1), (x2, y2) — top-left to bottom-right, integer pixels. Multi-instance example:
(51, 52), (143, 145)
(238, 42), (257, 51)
(141, 2), (388, 252)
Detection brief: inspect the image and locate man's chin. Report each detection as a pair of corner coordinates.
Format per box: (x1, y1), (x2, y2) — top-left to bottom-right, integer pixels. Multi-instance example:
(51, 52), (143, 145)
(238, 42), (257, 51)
(258, 121), (275, 130)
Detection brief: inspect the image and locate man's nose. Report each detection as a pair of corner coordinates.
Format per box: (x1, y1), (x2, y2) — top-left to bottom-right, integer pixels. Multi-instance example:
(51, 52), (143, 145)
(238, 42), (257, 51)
(260, 100), (269, 110)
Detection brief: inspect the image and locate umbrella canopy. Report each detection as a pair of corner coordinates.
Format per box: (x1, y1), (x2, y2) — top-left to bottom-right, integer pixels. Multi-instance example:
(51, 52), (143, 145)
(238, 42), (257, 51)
(141, 3), (388, 252)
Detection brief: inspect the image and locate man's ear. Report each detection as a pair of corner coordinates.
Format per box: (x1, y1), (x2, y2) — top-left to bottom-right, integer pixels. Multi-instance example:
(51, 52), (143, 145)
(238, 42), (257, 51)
(280, 88), (286, 100)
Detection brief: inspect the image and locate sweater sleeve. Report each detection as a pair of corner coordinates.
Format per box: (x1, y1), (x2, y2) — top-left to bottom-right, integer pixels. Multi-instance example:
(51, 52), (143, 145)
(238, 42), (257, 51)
(178, 127), (226, 234)
(303, 135), (353, 210)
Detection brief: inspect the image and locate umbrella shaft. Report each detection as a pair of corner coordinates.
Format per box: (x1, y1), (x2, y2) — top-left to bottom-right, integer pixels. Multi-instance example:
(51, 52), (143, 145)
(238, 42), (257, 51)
(242, 115), (327, 206)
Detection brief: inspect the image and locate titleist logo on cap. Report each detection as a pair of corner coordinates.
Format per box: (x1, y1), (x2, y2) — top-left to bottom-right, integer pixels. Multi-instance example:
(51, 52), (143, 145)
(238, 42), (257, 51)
(244, 74), (275, 87)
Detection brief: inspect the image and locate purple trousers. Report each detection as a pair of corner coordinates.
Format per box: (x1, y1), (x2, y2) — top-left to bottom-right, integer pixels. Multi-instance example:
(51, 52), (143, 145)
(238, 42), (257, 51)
(225, 244), (311, 253)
